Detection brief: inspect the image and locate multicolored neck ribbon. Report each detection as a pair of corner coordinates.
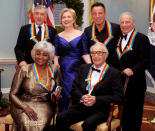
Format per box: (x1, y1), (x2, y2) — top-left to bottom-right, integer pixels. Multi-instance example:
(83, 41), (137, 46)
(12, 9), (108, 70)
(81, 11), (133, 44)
(91, 21), (113, 46)
(86, 64), (109, 94)
(33, 63), (55, 93)
(116, 30), (137, 59)
(30, 23), (49, 43)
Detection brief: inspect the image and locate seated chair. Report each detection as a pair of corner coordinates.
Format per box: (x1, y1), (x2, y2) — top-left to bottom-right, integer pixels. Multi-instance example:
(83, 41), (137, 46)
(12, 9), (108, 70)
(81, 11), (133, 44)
(0, 106), (14, 131)
(4, 114), (14, 131)
(69, 77), (129, 131)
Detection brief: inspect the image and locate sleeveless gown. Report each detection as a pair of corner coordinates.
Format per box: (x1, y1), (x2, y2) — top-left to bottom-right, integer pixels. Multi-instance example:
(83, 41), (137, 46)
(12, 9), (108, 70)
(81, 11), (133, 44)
(55, 33), (89, 111)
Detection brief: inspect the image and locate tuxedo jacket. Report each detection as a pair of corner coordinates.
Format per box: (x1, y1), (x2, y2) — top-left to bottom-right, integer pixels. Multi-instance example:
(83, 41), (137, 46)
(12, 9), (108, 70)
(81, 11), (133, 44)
(14, 24), (57, 64)
(71, 64), (123, 113)
(113, 31), (150, 98)
(84, 22), (121, 66)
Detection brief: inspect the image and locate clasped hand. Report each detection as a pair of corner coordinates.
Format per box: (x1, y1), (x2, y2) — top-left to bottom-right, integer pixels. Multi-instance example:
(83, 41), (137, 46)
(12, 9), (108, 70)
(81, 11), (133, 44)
(81, 94), (96, 107)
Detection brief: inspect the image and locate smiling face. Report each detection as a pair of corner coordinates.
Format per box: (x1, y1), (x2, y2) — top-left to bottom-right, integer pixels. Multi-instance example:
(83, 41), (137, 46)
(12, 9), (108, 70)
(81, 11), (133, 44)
(35, 49), (49, 66)
(33, 7), (47, 25)
(61, 11), (75, 28)
(120, 13), (135, 34)
(91, 44), (107, 68)
(91, 6), (106, 26)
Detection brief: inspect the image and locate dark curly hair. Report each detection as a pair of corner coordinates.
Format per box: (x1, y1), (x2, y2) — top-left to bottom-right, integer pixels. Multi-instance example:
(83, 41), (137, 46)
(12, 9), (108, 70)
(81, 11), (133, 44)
(91, 2), (106, 12)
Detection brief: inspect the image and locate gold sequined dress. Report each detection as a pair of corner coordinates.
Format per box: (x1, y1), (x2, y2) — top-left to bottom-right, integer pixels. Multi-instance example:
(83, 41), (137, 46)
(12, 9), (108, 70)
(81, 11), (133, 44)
(9, 64), (61, 131)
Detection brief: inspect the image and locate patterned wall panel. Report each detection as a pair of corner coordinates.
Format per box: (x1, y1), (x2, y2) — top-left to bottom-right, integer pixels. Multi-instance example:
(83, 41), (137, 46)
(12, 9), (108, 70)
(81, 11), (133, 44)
(0, 59), (16, 94)
(0, 64), (16, 92)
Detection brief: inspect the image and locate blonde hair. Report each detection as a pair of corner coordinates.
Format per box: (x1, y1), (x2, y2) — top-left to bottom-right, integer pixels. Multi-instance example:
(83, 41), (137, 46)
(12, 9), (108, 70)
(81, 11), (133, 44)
(60, 8), (78, 29)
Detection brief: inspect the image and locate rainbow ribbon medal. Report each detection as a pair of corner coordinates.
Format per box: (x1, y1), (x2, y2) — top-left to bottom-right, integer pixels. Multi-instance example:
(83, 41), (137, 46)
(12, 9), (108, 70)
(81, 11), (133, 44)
(33, 63), (55, 93)
(91, 21), (113, 46)
(30, 23), (49, 43)
(86, 64), (109, 94)
(116, 30), (137, 59)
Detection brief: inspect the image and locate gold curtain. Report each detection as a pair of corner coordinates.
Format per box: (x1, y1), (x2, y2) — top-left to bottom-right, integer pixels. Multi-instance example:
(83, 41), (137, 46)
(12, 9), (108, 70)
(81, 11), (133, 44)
(149, 0), (155, 22)
(89, 0), (94, 25)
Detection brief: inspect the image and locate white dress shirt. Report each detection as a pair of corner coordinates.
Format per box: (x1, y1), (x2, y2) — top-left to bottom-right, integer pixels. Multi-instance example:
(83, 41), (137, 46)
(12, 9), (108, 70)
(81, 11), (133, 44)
(86, 63), (106, 92)
(35, 23), (45, 41)
(121, 29), (134, 51)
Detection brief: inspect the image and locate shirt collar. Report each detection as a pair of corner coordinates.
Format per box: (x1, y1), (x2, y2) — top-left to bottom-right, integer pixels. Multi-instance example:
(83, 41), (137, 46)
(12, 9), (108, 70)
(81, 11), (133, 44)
(35, 23), (44, 29)
(94, 62), (106, 71)
(123, 28), (134, 40)
(95, 21), (107, 33)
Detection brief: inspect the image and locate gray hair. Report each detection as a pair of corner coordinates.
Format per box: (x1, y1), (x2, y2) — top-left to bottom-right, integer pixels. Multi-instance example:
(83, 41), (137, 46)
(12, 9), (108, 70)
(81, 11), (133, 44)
(119, 12), (135, 22)
(31, 41), (55, 63)
(34, 5), (47, 14)
(90, 42), (109, 59)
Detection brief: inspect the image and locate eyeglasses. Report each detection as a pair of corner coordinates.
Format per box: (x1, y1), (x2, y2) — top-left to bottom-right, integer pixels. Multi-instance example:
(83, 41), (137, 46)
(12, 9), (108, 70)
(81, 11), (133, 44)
(90, 51), (106, 56)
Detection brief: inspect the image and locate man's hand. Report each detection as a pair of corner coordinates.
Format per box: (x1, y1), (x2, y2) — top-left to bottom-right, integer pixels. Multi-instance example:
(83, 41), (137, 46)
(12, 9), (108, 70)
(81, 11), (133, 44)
(122, 68), (134, 77)
(81, 94), (96, 107)
(152, 38), (155, 42)
(19, 61), (27, 67)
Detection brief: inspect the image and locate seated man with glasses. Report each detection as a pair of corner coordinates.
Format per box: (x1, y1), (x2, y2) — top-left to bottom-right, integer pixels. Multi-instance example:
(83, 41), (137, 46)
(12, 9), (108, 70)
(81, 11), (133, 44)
(56, 43), (123, 131)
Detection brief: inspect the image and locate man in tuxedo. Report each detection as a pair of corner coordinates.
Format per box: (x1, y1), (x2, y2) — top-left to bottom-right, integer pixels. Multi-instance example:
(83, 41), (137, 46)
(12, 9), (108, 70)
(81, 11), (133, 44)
(84, 2), (121, 65)
(113, 12), (150, 131)
(56, 43), (123, 131)
(15, 5), (57, 67)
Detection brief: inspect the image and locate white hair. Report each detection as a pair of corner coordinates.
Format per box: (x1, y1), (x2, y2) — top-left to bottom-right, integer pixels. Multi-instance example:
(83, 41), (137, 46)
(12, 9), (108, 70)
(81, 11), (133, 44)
(90, 42), (109, 59)
(119, 12), (135, 22)
(31, 41), (55, 63)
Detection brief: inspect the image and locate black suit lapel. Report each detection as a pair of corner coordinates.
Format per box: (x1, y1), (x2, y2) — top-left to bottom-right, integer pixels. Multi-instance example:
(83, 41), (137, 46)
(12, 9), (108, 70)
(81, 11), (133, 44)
(91, 66), (111, 93)
(119, 38), (123, 53)
(83, 65), (92, 93)
(122, 29), (136, 52)
(29, 24), (37, 43)
(118, 29), (137, 59)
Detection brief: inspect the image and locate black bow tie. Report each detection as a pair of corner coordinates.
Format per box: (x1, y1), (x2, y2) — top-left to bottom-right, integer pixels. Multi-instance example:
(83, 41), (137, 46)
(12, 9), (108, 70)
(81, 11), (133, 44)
(121, 34), (127, 40)
(92, 67), (100, 73)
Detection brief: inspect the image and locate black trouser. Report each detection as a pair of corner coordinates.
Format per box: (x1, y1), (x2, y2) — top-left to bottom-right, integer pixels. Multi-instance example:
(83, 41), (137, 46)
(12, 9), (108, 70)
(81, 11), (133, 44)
(56, 104), (108, 131)
(150, 44), (155, 80)
(122, 92), (145, 131)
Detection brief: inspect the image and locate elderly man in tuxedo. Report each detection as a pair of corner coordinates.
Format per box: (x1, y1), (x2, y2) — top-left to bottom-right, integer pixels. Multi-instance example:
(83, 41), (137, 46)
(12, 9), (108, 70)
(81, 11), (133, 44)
(15, 5), (57, 67)
(113, 12), (150, 131)
(56, 43), (123, 131)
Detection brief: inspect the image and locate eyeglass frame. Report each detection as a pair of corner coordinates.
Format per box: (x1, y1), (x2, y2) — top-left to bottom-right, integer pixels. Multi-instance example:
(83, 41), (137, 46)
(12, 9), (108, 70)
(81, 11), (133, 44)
(90, 51), (107, 56)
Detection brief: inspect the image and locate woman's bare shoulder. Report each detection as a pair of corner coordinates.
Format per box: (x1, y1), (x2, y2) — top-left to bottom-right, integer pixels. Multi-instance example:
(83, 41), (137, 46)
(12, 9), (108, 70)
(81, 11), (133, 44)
(75, 29), (83, 35)
(58, 31), (65, 37)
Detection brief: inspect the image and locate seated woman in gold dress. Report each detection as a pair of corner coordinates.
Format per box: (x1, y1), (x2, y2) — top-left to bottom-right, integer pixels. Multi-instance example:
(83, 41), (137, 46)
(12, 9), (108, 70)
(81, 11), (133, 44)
(9, 41), (62, 131)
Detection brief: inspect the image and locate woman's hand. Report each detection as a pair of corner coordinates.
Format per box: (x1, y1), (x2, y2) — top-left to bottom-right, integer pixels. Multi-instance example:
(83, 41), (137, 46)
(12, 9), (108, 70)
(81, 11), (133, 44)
(24, 107), (38, 121)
